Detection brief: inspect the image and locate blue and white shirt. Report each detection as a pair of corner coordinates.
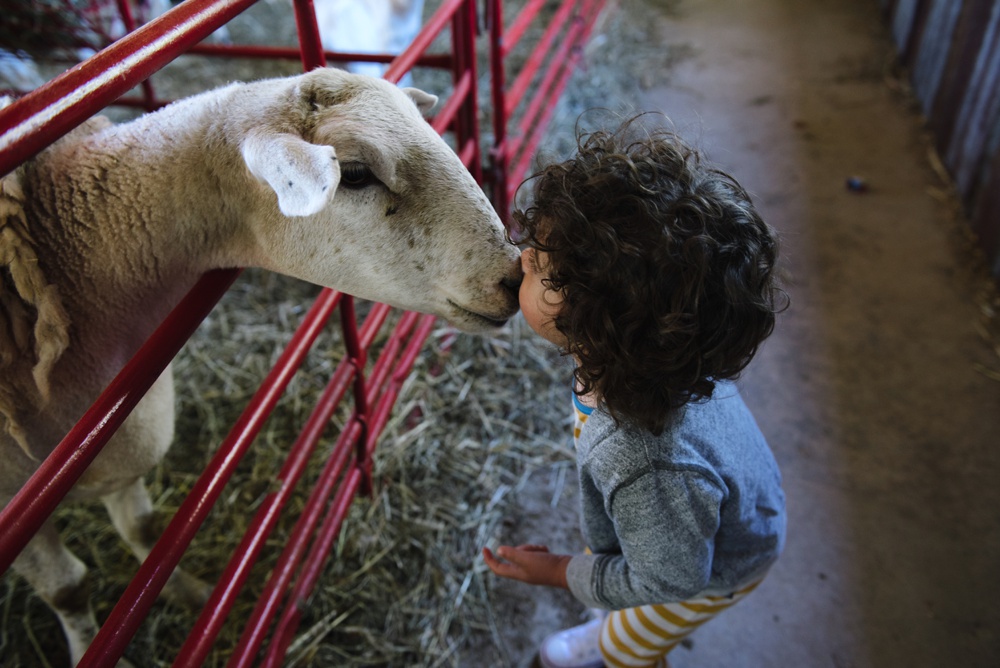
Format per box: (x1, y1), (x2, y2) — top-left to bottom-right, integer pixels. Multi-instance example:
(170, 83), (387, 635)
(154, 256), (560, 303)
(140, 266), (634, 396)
(564, 382), (786, 610)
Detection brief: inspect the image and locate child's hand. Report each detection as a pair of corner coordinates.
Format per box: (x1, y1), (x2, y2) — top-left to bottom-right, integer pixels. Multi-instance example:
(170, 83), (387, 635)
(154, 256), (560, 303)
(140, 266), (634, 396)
(482, 544), (571, 590)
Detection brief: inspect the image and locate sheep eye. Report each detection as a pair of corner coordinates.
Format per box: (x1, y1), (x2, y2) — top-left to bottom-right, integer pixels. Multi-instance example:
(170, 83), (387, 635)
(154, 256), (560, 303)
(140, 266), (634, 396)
(340, 162), (378, 189)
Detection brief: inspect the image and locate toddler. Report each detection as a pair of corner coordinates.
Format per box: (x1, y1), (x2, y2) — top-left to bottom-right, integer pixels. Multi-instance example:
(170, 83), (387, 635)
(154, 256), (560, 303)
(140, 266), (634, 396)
(483, 115), (787, 668)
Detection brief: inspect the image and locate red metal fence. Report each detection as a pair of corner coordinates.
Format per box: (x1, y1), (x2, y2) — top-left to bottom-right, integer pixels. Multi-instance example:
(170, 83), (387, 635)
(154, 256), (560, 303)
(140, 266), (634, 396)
(0, 0), (606, 665)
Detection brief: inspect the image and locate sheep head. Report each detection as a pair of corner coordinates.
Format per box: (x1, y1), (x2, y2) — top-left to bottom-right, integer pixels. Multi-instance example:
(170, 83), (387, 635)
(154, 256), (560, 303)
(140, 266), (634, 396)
(236, 68), (522, 332)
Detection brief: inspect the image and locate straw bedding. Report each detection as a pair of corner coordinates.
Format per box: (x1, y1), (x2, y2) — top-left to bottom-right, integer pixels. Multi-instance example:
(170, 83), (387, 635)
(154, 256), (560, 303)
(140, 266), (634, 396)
(157, 273), (576, 668)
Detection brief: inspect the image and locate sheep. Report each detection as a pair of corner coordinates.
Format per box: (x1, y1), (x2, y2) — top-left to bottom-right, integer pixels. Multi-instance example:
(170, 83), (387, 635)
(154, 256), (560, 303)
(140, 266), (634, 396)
(0, 66), (522, 666)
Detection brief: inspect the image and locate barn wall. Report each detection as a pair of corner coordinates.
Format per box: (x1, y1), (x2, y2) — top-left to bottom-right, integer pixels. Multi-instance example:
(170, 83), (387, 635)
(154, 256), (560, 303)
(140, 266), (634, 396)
(881, 0), (1000, 279)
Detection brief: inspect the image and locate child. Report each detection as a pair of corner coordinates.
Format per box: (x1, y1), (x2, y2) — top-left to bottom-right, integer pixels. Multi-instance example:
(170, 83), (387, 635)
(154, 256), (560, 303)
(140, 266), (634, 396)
(483, 115), (787, 668)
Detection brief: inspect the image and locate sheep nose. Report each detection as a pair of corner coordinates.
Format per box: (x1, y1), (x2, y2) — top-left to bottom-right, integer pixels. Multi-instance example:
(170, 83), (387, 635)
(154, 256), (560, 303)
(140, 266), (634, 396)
(501, 267), (523, 298)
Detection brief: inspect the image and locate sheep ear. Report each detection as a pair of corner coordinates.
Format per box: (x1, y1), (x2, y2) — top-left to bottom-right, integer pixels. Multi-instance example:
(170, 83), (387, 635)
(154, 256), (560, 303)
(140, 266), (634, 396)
(402, 87), (438, 114)
(241, 133), (340, 217)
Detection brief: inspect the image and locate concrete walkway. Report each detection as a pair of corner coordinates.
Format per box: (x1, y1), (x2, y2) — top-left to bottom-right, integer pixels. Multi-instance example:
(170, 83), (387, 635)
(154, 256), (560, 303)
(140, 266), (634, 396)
(630, 0), (1000, 666)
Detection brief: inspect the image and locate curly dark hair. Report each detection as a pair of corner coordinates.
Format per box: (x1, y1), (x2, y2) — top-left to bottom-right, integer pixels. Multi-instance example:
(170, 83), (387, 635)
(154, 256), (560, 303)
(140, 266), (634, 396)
(512, 115), (786, 435)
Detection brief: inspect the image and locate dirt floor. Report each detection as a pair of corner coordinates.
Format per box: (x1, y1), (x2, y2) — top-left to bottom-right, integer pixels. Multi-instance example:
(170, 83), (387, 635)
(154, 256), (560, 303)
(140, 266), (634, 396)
(477, 0), (1000, 666)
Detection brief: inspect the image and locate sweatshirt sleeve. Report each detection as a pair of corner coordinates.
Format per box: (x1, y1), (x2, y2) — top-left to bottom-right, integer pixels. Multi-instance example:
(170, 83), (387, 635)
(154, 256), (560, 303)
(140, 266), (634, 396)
(566, 468), (726, 610)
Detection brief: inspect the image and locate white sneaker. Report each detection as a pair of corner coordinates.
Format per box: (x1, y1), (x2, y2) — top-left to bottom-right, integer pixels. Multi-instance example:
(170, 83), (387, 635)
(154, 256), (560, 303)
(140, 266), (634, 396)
(538, 617), (605, 668)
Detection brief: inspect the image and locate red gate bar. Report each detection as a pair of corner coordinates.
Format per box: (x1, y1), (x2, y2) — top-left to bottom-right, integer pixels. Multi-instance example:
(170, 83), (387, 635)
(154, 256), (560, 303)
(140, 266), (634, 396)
(509, 0), (605, 195)
(503, 0), (550, 55)
(111, 0), (158, 111)
(384, 0), (466, 85)
(262, 314), (438, 668)
(170, 351), (357, 667)
(224, 312), (433, 668)
(488, 0), (608, 210)
(0, 0), (258, 176)
(452, 0), (482, 182)
(504, 0), (579, 119)
(261, 468), (363, 668)
(488, 0), (510, 218)
(227, 419), (364, 668)
(76, 285), (343, 668)
(173, 310), (435, 667)
(292, 0), (327, 71)
(0, 268), (240, 575)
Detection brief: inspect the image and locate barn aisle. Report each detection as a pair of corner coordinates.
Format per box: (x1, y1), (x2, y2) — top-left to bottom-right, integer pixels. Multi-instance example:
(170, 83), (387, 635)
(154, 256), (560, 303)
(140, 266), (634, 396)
(627, 0), (1000, 665)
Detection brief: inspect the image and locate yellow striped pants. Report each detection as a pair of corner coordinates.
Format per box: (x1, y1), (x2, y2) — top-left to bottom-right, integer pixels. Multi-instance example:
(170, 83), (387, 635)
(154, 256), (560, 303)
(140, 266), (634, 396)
(598, 578), (763, 668)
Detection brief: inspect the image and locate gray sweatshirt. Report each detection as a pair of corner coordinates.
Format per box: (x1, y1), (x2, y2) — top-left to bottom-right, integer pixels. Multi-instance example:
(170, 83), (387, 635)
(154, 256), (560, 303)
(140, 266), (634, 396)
(565, 382), (786, 610)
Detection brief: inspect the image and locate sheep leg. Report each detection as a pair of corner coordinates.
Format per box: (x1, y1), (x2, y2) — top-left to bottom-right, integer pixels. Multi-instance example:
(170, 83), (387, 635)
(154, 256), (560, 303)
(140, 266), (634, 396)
(9, 517), (136, 667)
(100, 477), (212, 608)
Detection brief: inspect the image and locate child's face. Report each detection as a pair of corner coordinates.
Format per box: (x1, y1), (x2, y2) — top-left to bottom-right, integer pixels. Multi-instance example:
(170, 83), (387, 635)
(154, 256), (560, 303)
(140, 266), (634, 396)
(519, 247), (566, 347)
